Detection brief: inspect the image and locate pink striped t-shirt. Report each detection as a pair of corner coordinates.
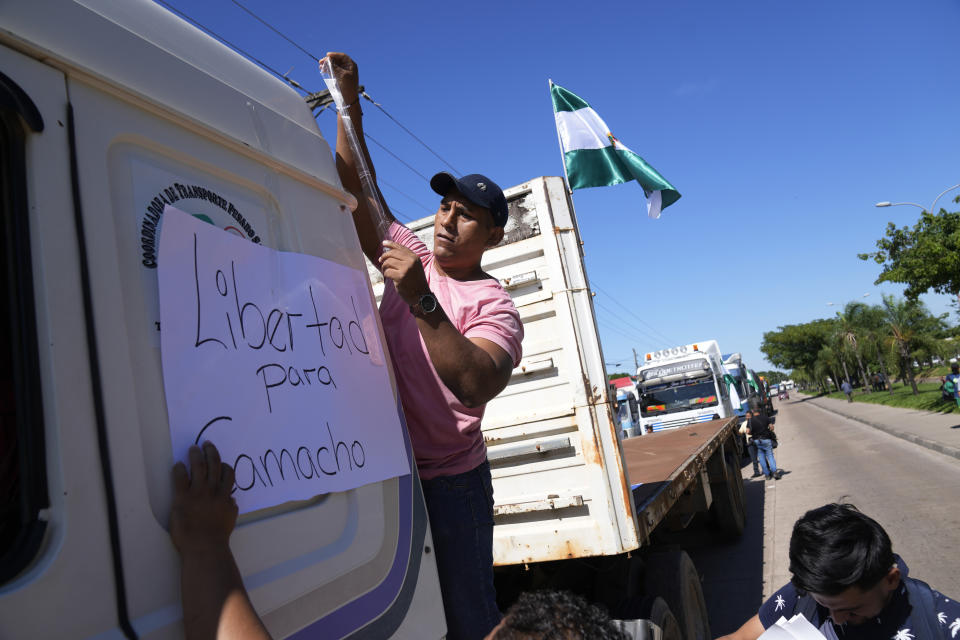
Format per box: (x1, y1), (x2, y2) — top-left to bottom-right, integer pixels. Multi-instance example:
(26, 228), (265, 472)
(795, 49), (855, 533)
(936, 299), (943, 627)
(379, 222), (523, 479)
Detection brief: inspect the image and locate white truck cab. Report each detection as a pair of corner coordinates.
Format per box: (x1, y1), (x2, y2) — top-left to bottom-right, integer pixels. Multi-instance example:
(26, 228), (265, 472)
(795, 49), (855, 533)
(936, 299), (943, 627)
(636, 340), (734, 433)
(0, 1), (444, 637)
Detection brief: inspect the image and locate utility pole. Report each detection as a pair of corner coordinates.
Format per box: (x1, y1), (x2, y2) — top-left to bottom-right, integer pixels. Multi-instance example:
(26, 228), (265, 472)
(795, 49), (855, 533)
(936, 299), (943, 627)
(632, 348), (640, 373)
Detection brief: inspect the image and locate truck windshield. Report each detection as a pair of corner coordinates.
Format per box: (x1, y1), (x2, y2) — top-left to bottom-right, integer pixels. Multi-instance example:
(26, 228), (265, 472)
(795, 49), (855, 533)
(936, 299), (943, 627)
(729, 371), (749, 398)
(640, 378), (719, 416)
(617, 395), (639, 424)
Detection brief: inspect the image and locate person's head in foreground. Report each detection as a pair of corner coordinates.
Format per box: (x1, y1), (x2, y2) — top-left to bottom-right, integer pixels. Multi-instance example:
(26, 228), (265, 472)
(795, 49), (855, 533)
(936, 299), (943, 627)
(485, 590), (626, 640)
(789, 503), (900, 626)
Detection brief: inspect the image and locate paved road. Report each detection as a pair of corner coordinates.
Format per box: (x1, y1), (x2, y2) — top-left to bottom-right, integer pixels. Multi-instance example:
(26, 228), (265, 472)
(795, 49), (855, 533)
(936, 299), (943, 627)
(689, 394), (960, 637)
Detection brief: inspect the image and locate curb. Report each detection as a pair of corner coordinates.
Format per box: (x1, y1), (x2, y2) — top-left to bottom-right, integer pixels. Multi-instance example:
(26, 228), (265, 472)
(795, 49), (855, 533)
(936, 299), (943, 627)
(805, 398), (960, 461)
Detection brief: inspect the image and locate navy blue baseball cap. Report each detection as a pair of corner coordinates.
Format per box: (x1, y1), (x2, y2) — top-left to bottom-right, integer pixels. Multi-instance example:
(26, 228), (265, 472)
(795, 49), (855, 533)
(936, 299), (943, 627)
(430, 172), (509, 227)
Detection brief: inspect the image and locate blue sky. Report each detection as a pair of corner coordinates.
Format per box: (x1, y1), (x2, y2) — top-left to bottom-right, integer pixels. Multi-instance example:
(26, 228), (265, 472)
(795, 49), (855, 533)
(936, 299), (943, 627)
(176, 0), (960, 373)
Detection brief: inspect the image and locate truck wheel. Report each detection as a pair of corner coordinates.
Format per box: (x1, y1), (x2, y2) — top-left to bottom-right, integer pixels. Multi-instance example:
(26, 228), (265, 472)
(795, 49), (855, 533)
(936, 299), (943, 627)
(643, 551), (711, 640)
(611, 596), (683, 640)
(711, 453), (746, 538)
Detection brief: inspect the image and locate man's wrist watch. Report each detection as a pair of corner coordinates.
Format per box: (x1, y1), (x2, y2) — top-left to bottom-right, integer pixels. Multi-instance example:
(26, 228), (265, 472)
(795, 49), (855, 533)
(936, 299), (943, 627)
(409, 291), (438, 316)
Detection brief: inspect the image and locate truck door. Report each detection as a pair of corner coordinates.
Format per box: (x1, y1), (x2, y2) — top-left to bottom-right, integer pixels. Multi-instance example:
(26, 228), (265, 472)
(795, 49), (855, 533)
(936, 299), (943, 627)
(0, 42), (123, 639)
(0, 3), (443, 637)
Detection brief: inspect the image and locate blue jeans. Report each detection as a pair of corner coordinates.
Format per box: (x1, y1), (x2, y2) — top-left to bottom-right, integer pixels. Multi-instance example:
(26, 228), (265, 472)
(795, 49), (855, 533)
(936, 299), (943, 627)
(420, 460), (501, 640)
(755, 438), (778, 476)
(747, 440), (760, 473)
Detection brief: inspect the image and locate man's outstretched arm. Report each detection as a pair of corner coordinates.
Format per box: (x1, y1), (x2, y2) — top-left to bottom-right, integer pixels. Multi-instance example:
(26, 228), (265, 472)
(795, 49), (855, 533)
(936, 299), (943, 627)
(324, 52), (395, 263)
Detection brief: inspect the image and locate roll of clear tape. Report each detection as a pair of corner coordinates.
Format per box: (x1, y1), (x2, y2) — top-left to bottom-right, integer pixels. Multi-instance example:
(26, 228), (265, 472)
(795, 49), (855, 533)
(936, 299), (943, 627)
(319, 58), (393, 243)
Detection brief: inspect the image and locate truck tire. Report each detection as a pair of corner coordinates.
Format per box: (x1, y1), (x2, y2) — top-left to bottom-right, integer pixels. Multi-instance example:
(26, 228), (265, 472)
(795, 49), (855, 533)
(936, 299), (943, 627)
(612, 596), (683, 640)
(643, 551), (711, 640)
(711, 452), (746, 538)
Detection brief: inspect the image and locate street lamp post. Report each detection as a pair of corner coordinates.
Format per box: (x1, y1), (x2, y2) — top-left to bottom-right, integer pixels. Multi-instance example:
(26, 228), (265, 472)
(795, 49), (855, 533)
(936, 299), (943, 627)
(875, 182), (960, 213)
(875, 182), (960, 307)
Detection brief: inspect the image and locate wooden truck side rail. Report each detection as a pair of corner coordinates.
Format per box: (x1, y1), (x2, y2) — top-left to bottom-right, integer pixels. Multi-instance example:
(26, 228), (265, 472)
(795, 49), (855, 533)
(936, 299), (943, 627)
(622, 417), (742, 543)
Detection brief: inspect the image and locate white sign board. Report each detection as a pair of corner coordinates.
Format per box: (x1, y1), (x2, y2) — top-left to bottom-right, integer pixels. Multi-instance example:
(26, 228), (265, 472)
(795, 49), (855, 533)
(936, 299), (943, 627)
(159, 205), (409, 513)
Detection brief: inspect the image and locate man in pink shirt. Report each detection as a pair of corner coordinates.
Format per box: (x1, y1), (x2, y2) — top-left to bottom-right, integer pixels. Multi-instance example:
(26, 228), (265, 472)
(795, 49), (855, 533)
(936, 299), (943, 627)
(327, 53), (523, 640)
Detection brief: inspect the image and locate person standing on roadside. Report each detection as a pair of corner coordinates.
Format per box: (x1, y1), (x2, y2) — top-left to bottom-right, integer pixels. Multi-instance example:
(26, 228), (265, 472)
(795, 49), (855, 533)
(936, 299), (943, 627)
(324, 53), (523, 640)
(841, 379), (853, 403)
(946, 363), (960, 409)
(739, 419), (762, 478)
(745, 409), (781, 480)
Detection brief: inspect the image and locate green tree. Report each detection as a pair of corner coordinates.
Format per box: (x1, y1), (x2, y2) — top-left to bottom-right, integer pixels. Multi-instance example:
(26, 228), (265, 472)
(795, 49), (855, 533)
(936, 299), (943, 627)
(880, 295), (946, 395)
(756, 370), (788, 385)
(813, 346), (840, 392)
(848, 302), (895, 395)
(760, 318), (837, 379)
(836, 302), (876, 392)
(859, 199), (960, 300)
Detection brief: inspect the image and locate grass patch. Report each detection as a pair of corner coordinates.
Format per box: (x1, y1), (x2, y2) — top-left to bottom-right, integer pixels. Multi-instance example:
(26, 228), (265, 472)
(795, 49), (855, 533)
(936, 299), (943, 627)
(800, 382), (960, 413)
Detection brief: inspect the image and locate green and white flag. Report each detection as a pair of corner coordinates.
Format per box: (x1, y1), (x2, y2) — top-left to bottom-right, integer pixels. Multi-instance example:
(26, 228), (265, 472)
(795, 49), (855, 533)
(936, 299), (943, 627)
(551, 81), (680, 218)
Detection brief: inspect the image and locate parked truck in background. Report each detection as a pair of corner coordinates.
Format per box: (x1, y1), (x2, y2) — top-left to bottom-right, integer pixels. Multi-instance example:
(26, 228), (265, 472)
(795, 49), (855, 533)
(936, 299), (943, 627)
(722, 353), (760, 417)
(635, 340), (735, 434)
(378, 179), (748, 639)
(611, 376), (643, 437)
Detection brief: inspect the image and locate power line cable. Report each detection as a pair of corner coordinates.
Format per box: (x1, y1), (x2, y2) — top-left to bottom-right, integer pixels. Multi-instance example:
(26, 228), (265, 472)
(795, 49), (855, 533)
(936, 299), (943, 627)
(358, 94), (462, 176)
(231, 0), (321, 62)
(594, 300), (664, 345)
(384, 206), (411, 223)
(378, 180), (435, 215)
(363, 132), (432, 182)
(227, 0), (462, 176)
(595, 316), (659, 353)
(597, 320), (652, 347)
(153, 0), (311, 94)
(155, 3), (420, 226)
(592, 283), (676, 345)
(594, 287), (672, 345)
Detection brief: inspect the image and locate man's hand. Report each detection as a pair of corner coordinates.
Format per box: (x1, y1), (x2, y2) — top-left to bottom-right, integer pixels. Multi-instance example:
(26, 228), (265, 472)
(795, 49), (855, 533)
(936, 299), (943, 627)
(171, 441), (237, 557)
(322, 52), (359, 106)
(380, 240), (430, 305)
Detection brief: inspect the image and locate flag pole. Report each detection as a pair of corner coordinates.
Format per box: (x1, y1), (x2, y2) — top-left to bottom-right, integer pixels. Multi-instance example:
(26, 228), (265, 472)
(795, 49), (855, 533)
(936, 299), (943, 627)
(549, 79), (574, 195)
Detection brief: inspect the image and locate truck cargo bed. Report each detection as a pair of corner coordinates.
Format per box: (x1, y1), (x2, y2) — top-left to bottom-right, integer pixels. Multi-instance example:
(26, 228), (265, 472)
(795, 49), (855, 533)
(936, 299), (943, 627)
(621, 418), (737, 542)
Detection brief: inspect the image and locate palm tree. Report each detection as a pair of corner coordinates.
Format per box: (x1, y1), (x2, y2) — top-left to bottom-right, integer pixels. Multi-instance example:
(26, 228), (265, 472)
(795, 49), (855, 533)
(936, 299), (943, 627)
(837, 303), (872, 393)
(826, 331), (853, 389)
(815, 345), (842, 392)
(881, 295), (945, 396)
(848, 302), (894, 395)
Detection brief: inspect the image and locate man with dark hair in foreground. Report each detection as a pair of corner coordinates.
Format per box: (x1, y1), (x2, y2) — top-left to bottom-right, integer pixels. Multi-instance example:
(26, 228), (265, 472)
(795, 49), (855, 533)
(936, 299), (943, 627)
(485, 590), (626, 640)
(718, 503), (960, 639)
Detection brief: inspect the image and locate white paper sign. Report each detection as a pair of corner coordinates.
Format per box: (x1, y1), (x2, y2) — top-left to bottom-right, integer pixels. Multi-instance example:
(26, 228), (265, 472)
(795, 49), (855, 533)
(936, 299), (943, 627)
(759, 615), (827, 640)
(159, 205), (409, 513)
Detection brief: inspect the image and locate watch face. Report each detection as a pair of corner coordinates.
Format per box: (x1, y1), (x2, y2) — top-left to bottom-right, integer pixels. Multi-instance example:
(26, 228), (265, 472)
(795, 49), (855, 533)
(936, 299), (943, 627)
(420, 293), (438, 313)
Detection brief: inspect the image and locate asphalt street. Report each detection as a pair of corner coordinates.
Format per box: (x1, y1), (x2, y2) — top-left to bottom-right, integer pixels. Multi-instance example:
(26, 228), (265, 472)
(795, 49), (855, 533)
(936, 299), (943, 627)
(689, 394), (960, 637)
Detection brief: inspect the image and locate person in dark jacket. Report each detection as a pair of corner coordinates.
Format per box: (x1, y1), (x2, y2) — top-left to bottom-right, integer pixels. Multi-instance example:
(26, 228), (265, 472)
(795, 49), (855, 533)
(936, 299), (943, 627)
(718, 503), (960, 640)
(745, 409), (781, 480)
